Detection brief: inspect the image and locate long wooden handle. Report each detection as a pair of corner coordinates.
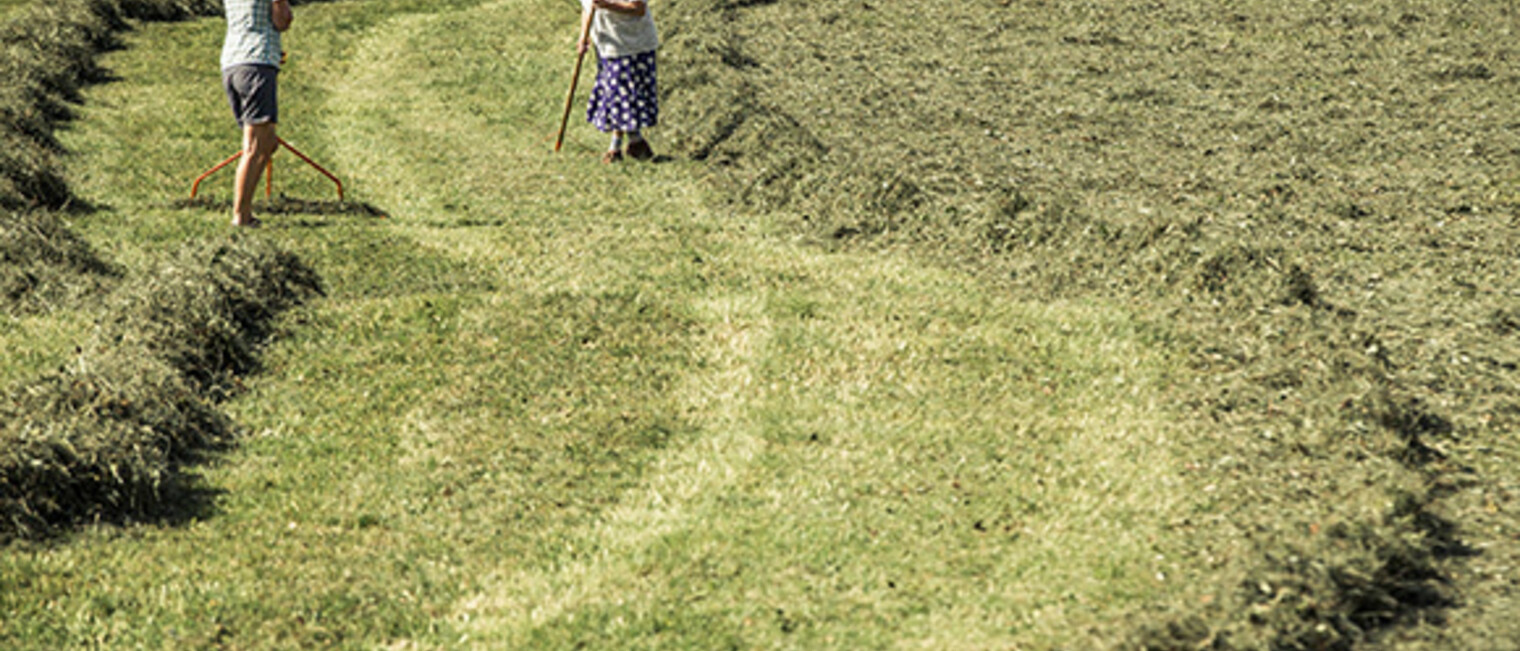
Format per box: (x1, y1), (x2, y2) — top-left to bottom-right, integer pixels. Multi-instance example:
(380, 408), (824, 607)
(555, 9), (595, 152)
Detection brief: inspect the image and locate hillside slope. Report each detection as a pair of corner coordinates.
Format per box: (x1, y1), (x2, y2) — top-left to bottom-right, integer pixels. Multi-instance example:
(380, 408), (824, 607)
(1, 0), (1515, 649)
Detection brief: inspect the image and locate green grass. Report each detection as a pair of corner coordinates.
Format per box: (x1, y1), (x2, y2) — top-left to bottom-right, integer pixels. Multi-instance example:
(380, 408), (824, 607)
(663, 0), (1520, 646)
(0, 0), (1222, 648)
(5, 0), (1517, 648)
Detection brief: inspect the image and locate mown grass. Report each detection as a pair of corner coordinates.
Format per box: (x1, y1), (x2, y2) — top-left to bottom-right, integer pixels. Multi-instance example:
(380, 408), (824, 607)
(0, 0), (30, 27)
(6, 0), (1515, 649)
(0, 0), (1229, 649)
(465, 262), (1206, 649)
(0, 309), (92, 387)
(660, 0), (1520, 646)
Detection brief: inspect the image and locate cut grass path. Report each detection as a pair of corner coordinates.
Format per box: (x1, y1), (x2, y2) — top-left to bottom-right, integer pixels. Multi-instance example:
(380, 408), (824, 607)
(4, 0), (1216, 647)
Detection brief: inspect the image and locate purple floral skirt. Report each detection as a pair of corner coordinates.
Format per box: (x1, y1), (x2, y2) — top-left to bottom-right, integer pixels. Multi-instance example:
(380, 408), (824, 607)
(586, 50), (658, 133)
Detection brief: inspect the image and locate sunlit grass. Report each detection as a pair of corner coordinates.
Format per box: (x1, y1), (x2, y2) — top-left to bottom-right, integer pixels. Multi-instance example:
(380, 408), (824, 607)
(7, 0), (1217, 649)
(461, 244), (1207, 649)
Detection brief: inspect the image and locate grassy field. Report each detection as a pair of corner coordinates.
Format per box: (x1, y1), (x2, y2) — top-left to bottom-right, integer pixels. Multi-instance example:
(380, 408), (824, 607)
(2, 0), (1218, 648)
(661, 0), (1520, 646)
(2, 0), (1517, 648)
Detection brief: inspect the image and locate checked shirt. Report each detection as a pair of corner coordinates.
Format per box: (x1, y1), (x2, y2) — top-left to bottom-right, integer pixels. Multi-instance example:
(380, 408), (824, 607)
(221, 0), (282, 70)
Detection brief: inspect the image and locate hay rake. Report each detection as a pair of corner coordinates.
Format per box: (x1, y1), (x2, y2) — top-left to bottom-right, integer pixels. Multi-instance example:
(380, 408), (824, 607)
(189, 137), (343, 201)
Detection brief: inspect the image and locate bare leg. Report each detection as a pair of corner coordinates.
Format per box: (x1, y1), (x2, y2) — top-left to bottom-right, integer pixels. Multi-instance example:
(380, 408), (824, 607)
(233, 122), (279, 226)
(602, 130), (625, 163)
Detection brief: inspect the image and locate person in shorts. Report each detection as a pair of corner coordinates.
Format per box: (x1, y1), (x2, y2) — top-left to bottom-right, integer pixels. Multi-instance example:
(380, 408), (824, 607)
(221, 0), (292, 227)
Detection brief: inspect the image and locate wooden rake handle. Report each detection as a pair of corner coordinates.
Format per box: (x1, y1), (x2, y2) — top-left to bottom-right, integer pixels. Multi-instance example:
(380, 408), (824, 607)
(555, 8), (596, 152)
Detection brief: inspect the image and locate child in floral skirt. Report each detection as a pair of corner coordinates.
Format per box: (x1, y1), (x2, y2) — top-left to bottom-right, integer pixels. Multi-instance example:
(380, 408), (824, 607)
(577, 0), (659, 163)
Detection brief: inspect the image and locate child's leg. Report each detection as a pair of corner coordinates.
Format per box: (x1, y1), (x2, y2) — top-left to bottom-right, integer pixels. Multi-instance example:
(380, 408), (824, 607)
(610, 130), (625, 152)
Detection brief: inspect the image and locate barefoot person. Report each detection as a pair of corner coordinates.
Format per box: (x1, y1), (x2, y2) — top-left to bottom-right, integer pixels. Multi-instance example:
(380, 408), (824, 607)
(577, 0), (659, 163)
(221, 0), (292, 227)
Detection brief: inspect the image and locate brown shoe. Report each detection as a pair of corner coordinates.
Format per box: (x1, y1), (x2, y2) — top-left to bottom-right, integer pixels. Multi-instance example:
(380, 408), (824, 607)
(626, 139), (654, 161)
(601, 150), (624, 164)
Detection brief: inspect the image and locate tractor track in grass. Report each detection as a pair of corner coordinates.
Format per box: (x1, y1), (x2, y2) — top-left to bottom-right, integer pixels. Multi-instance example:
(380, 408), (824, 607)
(314, 1), (1213, 647)
(315, 0), (772, 642)
(13, 0), (1512, 647)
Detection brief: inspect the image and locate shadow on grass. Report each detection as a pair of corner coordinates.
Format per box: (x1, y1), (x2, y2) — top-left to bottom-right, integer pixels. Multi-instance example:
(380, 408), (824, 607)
(170, 196), (388, 219)
(115, 470), (229, 529)
(2, 474), (228, 547)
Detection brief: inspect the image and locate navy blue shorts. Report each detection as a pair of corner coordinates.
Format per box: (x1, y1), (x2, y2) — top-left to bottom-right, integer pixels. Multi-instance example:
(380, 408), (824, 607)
(222, 64), (279, 127)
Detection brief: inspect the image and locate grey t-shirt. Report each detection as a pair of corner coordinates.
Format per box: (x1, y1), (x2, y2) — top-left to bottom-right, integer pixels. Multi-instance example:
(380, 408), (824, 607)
(582, 0), (659, 58)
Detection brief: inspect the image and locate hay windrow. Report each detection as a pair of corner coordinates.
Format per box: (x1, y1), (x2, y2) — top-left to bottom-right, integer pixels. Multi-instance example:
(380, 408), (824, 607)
(0, 209), (118, 313)
(0, 358), (232, 539)
(1, 0), (338, 542)
(660, 0), (1520, 646)
(1, 235), (323, 542)
(0, 0), (117, 209)
(93, 235), (325, 397)
(0, 132), (73, 213)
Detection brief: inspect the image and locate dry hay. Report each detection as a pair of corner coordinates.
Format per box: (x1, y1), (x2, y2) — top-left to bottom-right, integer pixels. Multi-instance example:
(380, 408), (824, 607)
(0, 209), (118, 313)
(0, 235), (323, 541)
(0, 0), (113, 209)
(660, 0), (1520, 646)
(0, 356), (232, 539)
(0, 130), (73, 212)
(93, 234), (325, 397)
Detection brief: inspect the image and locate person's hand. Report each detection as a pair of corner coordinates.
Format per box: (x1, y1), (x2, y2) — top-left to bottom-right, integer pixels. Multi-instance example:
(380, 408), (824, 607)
(280, 50), (288, 65)
(576, 38), (588, 55)
(270, 0), (292, 32)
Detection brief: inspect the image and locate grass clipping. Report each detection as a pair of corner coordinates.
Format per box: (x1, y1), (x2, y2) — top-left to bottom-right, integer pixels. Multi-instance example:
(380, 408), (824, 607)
(0, 235), (323, 541)
(659, 0), (1520, 647)
(2, 0), (328, 540)
(1, 209), (118, 313)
